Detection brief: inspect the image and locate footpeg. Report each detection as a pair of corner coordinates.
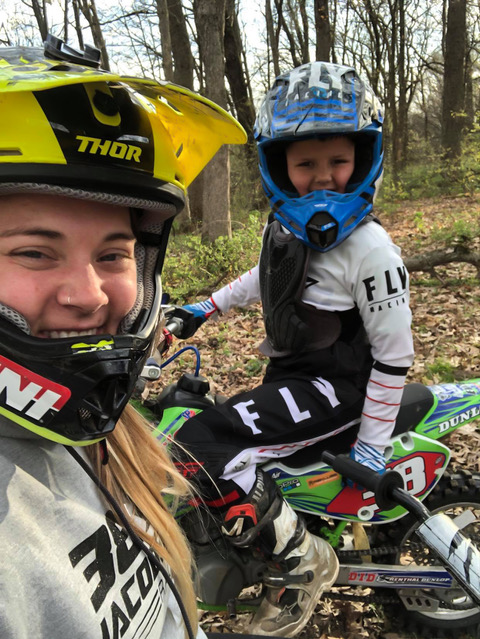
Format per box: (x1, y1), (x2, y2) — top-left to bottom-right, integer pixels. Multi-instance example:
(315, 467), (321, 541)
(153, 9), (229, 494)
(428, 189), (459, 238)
(264, 569), (314, 586)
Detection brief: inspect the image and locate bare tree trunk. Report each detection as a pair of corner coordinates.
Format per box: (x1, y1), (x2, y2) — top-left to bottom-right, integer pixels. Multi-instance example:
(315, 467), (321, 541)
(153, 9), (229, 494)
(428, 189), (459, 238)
(76, 0), (110, 70)
(397, 0), (408, 169)
(30, 0), (49, 41)
(63, 0), (69, 42)
(193, 0), (232, 241)
(168, 0), (194, 88)
(224, 0), (256, 147)
(164, 0), (195, 229)
(156, 0), (173, 80)
(314, 0), (330, 61)
(464, 48), (474, 131)
(442, 0), (467, 158)
(266, 0), (281, 78)
(72, 0), (84, 50)
(274, 0), (301, 68)
(287, 0), (309, 64)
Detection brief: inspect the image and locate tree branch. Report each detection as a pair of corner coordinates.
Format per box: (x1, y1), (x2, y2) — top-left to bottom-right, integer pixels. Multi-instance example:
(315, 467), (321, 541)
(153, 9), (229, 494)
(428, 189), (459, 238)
(404, 245), (480, 280)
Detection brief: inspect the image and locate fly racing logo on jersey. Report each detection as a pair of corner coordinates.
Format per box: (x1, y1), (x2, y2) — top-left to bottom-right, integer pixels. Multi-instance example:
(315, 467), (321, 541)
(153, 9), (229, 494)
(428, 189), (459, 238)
(69, 512), (167, 638)
(362, 265), (408, 313)
(0, 355), (70, 425)
(76, 135), (142, 162)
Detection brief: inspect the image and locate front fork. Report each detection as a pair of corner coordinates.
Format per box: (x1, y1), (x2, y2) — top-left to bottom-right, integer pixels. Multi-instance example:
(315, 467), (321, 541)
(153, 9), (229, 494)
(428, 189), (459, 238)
(327, 510), (479, 610)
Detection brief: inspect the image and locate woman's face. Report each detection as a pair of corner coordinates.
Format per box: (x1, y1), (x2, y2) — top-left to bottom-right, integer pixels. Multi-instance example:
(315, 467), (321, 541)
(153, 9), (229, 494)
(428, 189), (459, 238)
(0, 194), (138, 338)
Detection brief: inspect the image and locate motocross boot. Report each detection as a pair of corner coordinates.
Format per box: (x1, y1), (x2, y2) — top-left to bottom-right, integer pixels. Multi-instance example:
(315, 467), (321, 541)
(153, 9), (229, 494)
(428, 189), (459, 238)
(222, 469), (339, 637)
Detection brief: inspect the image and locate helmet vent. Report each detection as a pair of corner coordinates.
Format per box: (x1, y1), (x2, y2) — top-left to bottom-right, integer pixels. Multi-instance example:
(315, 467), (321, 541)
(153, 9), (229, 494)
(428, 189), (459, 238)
(78, 407), (97, 434)
(93, 90), (119, 117)
(307, 212), (337, 249)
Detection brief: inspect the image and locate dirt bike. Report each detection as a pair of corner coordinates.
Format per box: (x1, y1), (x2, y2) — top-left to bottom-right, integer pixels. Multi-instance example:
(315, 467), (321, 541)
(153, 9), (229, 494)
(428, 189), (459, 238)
(139, 307), (480, 638)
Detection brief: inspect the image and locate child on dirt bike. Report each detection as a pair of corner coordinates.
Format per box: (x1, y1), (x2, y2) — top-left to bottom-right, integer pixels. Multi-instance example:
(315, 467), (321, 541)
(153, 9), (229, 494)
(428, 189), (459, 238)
(175, 61), (414, 638)
(0, 39), (246, 639)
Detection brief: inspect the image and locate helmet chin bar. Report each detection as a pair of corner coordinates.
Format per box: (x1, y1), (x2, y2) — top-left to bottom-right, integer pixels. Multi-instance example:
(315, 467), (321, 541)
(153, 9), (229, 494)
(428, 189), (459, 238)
(0, 325), (154, 445)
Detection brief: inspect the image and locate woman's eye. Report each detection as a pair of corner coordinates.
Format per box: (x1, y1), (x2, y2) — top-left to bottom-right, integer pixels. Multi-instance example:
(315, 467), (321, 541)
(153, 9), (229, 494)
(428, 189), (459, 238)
(13, 249), (48, 259)
(100, 253), (122, 262)
(99, 252), (133, 264)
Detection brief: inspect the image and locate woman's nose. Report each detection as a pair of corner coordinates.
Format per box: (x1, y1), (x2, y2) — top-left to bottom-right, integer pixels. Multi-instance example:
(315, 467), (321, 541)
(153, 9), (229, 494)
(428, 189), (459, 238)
(58, 265), (108, 313)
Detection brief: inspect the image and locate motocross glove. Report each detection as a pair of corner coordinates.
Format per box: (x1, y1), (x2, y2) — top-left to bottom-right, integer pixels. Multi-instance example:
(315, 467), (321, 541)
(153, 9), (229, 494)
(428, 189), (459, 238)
(347, 439), (386, 488)
(182, 297), (218, 332)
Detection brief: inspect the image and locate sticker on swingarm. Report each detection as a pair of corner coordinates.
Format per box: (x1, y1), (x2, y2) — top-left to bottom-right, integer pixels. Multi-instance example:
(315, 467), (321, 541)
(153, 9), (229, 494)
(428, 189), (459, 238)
(344, 567), (453, 588)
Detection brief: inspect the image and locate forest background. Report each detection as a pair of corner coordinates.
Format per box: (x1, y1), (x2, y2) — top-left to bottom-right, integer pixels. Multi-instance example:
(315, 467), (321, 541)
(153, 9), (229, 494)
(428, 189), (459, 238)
(2, 1), (480, 637)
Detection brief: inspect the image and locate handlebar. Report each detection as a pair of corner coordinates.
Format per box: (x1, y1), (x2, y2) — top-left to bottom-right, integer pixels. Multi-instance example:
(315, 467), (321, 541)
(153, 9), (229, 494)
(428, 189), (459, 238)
(321, 451), (429, 519)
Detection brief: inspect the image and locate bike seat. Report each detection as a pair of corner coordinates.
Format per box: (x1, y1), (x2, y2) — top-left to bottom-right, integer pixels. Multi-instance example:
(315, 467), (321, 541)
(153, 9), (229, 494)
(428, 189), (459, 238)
(391, 382), (434, 436)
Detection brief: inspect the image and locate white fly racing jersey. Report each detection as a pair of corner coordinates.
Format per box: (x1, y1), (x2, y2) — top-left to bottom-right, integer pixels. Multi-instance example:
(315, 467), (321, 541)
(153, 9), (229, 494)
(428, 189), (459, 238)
(212, 221), (414, 446)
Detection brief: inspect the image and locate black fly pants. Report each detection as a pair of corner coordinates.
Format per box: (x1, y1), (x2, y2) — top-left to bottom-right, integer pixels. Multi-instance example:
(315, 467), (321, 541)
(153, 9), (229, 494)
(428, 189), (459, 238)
(175, 353), (369, 510)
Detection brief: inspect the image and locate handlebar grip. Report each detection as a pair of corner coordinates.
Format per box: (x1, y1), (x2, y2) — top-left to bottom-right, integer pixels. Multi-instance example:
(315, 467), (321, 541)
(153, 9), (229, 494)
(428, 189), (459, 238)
(166, 317), (184, 336)
(163, 306), (198, 339)
(322, 451), (404, 510)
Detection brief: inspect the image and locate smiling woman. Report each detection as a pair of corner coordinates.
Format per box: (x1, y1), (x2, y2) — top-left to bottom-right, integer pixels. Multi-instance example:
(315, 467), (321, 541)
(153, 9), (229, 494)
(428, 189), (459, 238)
(0, 38), (246, 639)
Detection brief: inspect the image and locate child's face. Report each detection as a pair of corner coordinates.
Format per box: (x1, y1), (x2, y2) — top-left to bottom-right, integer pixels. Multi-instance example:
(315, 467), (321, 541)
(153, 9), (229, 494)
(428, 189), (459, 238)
(286, 137), (355, 196)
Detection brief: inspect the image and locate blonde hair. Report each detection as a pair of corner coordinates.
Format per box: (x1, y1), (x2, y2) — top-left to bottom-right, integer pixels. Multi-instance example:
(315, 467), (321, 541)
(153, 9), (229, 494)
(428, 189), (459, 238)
(85, 402), (198, 636)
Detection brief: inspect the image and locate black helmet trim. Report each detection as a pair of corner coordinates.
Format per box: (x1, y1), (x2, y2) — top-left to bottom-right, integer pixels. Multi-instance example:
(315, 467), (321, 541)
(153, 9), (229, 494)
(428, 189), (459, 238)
(0, 168), (185, 214)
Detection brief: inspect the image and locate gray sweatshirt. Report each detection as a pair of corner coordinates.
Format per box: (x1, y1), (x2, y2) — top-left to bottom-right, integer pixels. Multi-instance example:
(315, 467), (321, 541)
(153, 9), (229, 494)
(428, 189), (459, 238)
(0, 420), (206, 639)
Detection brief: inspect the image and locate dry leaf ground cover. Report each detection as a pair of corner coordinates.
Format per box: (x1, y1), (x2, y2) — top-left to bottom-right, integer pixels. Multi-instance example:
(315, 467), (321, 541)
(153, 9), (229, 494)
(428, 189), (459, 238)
(156, 195), (480, 639)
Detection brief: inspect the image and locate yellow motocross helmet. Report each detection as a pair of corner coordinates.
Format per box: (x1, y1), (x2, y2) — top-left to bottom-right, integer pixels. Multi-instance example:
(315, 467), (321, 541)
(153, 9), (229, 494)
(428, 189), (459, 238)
(0, 35), (246, 445)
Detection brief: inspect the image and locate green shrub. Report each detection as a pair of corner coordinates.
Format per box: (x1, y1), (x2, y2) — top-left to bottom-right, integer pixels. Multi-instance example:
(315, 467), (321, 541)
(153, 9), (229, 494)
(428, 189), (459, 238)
(425, 359), (457, 382)
(163, 212), (264, 302)
(380, 123), (480, 201)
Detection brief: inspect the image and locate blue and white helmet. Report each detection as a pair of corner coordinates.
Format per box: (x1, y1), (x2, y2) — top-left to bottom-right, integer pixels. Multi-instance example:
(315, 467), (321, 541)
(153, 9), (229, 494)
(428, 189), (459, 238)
(254, 61), (384, 251)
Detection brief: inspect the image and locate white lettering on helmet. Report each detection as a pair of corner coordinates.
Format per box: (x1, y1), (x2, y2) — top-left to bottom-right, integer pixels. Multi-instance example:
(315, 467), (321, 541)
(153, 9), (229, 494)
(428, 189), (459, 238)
(0, 356), (71, 421)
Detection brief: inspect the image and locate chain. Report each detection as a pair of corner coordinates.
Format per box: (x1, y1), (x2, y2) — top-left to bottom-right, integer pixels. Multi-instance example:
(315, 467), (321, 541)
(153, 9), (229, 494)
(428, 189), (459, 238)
(335, 541), (425, 559)
(323, 590), (399, 605)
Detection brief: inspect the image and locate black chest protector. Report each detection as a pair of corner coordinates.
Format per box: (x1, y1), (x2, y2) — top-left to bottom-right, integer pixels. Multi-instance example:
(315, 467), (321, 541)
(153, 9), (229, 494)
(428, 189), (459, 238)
(258, 218), (341, 353)
(259, 215), (380, 354)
